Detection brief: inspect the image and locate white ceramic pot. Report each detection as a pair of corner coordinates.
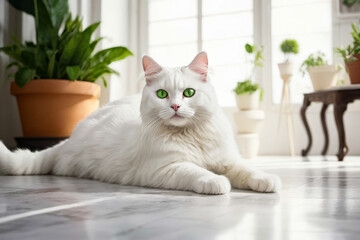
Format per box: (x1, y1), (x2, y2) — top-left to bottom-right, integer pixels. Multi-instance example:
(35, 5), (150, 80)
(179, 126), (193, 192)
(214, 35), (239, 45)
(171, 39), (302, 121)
(278, 61), (295, 77)
(308, 65), (338, 91)
(236, 134), (259, 159)
(233, 110), (265, 134)
(235, 89), (261, 110)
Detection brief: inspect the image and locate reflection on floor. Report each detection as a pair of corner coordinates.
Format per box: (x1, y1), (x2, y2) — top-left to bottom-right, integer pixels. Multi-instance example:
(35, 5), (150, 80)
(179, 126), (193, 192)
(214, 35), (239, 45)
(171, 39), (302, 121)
(1, 156), (360, 240)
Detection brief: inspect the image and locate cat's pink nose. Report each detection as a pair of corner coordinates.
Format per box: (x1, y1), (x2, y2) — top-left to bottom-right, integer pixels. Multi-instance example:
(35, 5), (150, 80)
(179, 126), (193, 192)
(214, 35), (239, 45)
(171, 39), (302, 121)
(171, 105), (180, 111)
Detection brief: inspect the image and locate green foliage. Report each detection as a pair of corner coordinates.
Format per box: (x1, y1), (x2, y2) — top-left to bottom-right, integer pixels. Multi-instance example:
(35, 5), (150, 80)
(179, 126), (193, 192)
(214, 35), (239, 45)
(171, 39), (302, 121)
(235, 43), (264, 101)
(233, 80), (263, 101)
(0, 0), (133, 88)
(342, 0), (360, 7)
(300, 52), (328, 76)
(245, 43), (264, 68)
(280, 39), (299, 61)
(334, 22), (360, 67)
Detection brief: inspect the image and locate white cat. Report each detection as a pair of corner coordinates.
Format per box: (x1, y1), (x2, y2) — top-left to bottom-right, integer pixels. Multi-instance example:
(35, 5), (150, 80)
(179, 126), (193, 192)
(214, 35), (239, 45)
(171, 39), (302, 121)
(0, 52), (281, 195)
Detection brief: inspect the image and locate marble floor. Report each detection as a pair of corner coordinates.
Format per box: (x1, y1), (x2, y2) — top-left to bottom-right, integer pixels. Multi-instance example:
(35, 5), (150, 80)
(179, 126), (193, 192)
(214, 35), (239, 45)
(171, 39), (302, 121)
(1, 156), (360, 240)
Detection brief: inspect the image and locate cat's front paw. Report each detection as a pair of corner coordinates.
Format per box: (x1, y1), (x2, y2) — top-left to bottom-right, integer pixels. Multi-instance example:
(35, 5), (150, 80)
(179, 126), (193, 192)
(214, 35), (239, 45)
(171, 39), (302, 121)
(194, 175), (231, 195)
(248, 173), (281, 193)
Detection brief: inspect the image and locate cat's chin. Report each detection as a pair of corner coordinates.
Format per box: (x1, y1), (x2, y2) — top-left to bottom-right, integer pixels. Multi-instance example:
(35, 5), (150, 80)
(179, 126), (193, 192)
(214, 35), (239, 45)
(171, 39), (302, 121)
(166, 115), (189, 127)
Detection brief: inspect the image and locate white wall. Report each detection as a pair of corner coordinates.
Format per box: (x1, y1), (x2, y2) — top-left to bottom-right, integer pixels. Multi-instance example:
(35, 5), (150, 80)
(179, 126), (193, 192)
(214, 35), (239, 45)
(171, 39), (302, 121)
(0, 1), (26, 149)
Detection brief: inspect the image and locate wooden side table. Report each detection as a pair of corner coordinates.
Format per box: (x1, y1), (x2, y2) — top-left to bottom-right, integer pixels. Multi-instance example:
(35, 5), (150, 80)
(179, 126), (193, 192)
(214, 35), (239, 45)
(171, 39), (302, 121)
(300, 86), (360, 161)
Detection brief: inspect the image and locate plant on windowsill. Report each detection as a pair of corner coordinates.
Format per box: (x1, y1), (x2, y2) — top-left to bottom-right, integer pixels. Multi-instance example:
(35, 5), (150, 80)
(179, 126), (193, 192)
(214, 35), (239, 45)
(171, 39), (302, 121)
(0, 0), (133, 138)
(233, 43), (264, 110)
(334, 22), (360, 84)
(278, 39), (299, 77)
(300, 52), (339, 91)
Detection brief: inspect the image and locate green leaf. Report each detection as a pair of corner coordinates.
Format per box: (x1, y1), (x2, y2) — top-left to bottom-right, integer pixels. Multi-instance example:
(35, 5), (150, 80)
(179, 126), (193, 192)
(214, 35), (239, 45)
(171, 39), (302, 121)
(7, 0), (35, 16)
(280, 39), (299, 55)
(80, 37), (103, 65)
(11, 35), (23, 46)
(59, 15), (82, 52)
(300, 52), (328, 76)
(20, 48), (36, 68)
(233, 80), (262, 98)
(6, 73), (15, 80)
(90, 47), (133, 66)
(15, 68), (36, 88)
(42, 0), (69, 33)
(34, 46), (48, 77)
(66, 66), (81, 80)
(102, 77), (107, 88)
(47, 50), (58, 78)
(60, 22), (100, 66)
(34, 0), (57, 47)
(82, 63), (119, 81)
(245, 43), (254, 53)
(5, 62), (20, 70)
(0, 45), (23, 62)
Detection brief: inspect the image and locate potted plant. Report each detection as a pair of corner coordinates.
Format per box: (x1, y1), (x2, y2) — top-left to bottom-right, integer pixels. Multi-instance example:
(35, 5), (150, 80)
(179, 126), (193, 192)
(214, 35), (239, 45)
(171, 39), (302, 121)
(234, 80), (263, 110)
(234, 43), (264, 110)
(0, 0), (133, 137)
(233, 43), (265, 159)
(335, 22), (360, 84)
(300, 52), (338, 91)
(278, 39), (299, 76)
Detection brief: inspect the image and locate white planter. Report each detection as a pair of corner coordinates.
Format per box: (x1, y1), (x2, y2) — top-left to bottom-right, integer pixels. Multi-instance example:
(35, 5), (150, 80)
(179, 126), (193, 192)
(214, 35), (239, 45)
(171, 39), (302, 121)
(235, 89), (261, 110)
(308, 65), (338, 91)
(233, 110), (265, 134)
(278, 61), (295, 77)
(236, 134), (259, 159)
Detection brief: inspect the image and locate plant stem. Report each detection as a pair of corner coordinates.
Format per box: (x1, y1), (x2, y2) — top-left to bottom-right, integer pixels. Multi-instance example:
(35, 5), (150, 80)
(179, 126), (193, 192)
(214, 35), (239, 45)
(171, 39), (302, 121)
(33, 0), (40, 45)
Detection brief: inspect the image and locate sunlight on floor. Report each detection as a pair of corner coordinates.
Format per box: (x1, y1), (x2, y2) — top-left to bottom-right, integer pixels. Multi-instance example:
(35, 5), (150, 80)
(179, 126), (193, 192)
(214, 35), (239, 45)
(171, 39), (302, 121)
(0, 156), (359, 239)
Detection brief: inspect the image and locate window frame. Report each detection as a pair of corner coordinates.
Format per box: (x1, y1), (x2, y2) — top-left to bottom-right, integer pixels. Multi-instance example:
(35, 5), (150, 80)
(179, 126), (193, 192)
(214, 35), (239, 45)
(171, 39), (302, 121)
(140, 0), (358, 113)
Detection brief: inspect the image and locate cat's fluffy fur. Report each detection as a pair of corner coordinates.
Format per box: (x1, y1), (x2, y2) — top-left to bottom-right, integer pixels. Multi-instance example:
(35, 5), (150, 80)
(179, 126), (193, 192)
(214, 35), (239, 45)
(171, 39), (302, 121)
(0, 52), (281, 195)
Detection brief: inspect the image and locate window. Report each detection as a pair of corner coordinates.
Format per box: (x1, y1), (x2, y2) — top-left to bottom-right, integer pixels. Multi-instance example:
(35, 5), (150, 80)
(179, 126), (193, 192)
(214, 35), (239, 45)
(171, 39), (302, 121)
(271, 0), (332, 104)
(147, 0), (254, 107)
(146, 0), (332, 106)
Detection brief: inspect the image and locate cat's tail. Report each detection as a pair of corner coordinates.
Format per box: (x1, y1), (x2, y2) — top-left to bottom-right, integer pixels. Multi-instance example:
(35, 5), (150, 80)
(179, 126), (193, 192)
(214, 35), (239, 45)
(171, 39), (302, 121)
(0, 140), (66, 175)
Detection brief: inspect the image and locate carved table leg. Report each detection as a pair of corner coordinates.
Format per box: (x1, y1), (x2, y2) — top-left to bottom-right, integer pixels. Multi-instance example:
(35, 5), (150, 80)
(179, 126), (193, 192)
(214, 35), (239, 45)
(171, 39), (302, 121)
(300, 98), (312, 156)
(334, 103), (348, 161)
(320, 103), (329, 155)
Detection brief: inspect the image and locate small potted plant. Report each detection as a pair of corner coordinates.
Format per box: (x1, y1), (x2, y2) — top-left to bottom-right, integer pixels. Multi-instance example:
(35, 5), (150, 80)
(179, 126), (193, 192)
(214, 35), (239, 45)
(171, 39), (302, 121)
(278, 39), (299, 76)
(234, 80), (263, 110)
(300, 52), (338, 91)
(335, 22), (360, 84)
(234, 43), (264, 110)
(0, 0), (133, 138)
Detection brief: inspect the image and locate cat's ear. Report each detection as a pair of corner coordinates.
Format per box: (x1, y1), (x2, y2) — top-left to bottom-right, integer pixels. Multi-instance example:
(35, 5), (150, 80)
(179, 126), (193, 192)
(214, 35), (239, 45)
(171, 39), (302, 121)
(142, 55), (162, 85)
(188, 52), (208, 82)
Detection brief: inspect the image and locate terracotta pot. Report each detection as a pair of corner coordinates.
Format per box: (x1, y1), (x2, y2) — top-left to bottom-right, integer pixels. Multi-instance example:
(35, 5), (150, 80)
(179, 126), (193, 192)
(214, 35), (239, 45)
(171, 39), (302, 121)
(11, 79), (100, 137)
(346, 54), (360, 84)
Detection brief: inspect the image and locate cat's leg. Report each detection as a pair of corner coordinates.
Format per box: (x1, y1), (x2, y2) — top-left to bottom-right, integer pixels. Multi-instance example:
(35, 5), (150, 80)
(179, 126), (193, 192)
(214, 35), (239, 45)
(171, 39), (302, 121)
(224, 162), (281, 193)
(152, 162), (231, 195)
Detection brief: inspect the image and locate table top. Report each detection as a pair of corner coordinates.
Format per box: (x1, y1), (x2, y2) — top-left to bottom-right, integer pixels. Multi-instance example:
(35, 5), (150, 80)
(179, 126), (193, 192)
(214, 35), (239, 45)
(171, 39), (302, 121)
(303, 84), (360, 104)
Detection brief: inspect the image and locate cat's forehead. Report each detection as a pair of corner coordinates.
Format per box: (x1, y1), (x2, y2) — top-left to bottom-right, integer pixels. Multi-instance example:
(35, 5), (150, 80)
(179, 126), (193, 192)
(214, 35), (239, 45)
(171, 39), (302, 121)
(158, 67), (197, 90)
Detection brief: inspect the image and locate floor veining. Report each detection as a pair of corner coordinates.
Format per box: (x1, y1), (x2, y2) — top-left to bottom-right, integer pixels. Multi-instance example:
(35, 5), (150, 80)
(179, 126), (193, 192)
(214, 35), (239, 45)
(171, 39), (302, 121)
(1, 156), (360, 240)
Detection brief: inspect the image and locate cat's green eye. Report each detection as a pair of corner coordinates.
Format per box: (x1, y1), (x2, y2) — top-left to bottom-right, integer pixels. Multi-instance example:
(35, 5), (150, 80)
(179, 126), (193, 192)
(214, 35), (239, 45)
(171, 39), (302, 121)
(183, 88), (196, 98)
(156, 89), (168, 99)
